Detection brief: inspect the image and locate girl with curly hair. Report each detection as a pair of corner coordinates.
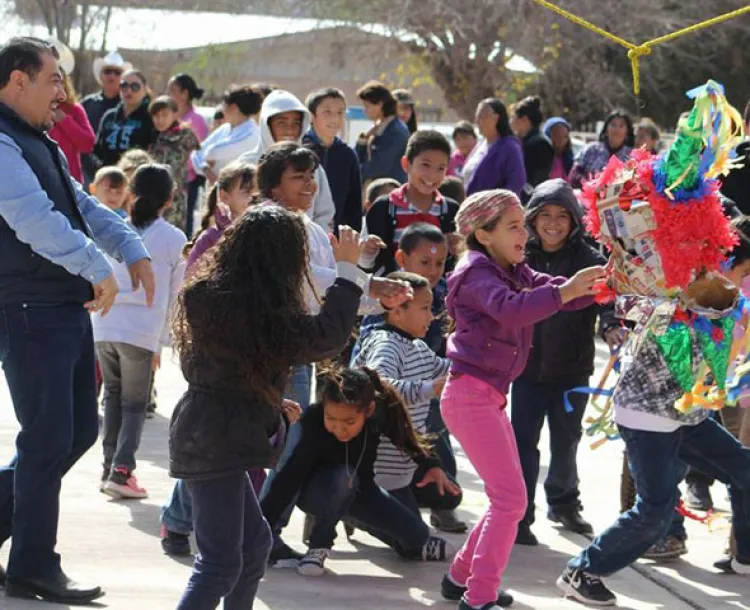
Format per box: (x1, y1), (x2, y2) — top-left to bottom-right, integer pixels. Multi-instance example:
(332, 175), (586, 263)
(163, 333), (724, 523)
(169, 205), (367, 609)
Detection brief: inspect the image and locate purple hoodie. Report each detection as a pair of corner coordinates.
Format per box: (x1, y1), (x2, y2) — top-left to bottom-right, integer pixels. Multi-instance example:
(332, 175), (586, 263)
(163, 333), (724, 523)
(446, 250), (592, 394)
(466, 136), (526, 197)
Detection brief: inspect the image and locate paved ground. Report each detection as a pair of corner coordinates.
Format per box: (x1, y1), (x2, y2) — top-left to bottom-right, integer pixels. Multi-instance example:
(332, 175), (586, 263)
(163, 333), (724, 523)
(1, 342), (748, 609)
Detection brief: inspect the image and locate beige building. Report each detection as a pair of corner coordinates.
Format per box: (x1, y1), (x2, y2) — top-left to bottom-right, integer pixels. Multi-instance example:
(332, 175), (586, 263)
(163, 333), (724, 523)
(121, 26), (459, 122)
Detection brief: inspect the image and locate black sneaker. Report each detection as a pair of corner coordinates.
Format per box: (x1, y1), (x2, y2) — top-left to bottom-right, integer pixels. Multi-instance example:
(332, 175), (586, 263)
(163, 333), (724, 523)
(268, 538), (303, 568)
(160, 526), (191, 556)
(442, 575), (513, 607)
(714, 555), (735, 573)
(421, 536), (455, 561)
(515, 522), (538, 546)
(557, 566), (616, 606)
(548, 506), (594, 535)
(430, 508), (468, 533)
(457, 599), (505, 610)
(686, 482), (713, 511)
(146, 402), (157, 419)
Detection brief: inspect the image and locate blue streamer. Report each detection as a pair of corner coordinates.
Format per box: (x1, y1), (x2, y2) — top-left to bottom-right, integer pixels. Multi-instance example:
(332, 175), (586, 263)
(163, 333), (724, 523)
(564, 386), (615, 413)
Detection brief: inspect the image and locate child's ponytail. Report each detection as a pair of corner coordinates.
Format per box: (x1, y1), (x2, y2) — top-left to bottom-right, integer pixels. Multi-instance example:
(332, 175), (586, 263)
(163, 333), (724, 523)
(361, 367), (433, 459)
(129, 163), (175, 230)
(198, 184), (220, 237)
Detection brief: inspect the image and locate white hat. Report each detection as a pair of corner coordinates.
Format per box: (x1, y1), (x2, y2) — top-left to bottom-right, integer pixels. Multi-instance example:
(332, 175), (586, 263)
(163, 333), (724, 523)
(93, 51), (132, 85)
(47, 38), (75, 75)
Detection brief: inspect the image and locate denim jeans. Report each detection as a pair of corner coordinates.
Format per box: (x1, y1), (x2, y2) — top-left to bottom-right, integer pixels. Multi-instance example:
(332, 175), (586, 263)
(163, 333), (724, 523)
(260, 364), (312, 547)
(511, 377), (588, 525)
(0, 305), (99, 580)
(426, 398), (457, 478)
(177, 472), (272, 610)
(297, 465), (429, 555)
(97, 341), (153, 472)
(389, 462), (462, 514)
(570, 418), (750, 576)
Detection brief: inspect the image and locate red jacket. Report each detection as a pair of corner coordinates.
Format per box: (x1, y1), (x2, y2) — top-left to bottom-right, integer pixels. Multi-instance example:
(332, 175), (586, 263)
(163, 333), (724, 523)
(48, 103), (96, 183)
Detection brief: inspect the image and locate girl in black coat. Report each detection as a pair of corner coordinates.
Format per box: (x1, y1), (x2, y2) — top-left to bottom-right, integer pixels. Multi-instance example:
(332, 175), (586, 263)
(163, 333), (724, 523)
(169, 207), (365, 609)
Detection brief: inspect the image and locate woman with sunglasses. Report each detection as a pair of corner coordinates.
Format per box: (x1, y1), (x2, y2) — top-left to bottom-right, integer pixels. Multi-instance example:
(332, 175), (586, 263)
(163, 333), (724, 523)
(94, 69), (158, 167)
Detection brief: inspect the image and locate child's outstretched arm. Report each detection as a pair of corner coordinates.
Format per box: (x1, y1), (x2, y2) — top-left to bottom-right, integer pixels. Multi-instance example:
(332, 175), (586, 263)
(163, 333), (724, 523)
(460, 266), (606, 327)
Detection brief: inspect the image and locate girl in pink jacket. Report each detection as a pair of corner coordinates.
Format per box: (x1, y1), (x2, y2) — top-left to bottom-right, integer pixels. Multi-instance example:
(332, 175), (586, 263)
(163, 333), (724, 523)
(439, 189), (604, 610)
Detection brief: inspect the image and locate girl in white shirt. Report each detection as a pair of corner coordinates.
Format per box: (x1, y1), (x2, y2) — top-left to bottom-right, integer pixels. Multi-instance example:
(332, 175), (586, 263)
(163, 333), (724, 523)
(93, 163), (187, 500)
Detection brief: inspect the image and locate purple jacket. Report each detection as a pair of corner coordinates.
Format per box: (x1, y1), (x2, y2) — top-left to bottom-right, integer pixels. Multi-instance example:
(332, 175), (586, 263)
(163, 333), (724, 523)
(446, 250), (592, 394)
(186, 226), (224, 272)
(466, 136), (526, 197)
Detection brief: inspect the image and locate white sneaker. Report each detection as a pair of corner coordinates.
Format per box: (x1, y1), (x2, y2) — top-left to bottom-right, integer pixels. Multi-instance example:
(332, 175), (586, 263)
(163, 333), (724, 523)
(731, 558), (750, 575)
(298, 548), (330, 576)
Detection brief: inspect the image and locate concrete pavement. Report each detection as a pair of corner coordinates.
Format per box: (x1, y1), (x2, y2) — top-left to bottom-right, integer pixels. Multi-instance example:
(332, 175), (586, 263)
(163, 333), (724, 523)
(0, 342), (748, 609)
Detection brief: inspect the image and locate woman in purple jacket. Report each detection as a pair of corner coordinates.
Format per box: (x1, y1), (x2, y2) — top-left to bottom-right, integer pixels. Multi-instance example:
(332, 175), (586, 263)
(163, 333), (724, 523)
(464, 99), (526, 198)
(438, 189), (605, 610)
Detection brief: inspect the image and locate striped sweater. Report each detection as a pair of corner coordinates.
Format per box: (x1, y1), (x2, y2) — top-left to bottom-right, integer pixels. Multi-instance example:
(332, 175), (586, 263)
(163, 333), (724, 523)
(352, 324), (450, 490)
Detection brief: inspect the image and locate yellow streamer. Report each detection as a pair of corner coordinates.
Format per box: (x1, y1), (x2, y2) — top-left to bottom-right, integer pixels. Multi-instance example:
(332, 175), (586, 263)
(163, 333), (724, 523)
(532, 0), (750, 95)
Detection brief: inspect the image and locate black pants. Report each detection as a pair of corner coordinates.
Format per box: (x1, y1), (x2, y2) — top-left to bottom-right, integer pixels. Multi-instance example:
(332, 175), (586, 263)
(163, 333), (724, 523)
(389, 463), (462, 514)
(511, 377), (588, 525)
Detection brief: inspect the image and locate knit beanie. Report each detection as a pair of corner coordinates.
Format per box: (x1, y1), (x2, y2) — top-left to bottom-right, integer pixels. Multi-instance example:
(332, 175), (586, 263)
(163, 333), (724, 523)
(455, 189), (520, 237)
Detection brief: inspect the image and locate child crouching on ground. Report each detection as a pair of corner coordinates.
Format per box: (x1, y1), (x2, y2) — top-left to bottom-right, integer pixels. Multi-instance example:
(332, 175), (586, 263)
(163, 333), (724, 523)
(352, 271), (462, 531)
(93, 164), (187, 499)
(442, 189), (605, 610)
(512, 179), (624, 546)
(260, 366), (455, 577)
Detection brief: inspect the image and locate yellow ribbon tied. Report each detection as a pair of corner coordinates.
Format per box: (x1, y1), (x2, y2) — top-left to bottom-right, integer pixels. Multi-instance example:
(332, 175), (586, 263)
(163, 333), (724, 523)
(532, 0), (750, 95)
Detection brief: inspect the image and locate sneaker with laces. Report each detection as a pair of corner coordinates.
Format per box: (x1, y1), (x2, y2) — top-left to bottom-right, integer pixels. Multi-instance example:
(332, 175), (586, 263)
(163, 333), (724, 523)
(422, 536), (455, 561)
(160, 524), (191, 556)
(441, 574), (513, 607)
(556, 566), (616, 606)
(298, 548), (330, 576)
(102, 468), (148, 499)
(643, 535), (687, 561)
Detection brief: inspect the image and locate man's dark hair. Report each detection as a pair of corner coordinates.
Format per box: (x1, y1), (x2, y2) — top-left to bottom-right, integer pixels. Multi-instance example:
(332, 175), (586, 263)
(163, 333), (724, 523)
(399, 222), (446, 255)
(405, 129), (451, 163)
(223, 84), (263, 117)
(306, 87), (347, 116)
(149, 95), (178, 116)
(258, 142), (319, 198)
(0, 37), (58, 89)
(452, 120), (476, 140)
(356, 81), (397, 117)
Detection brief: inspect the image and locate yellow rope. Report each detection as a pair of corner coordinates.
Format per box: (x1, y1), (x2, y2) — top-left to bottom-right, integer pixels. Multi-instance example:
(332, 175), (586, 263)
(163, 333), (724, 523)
(532, 0), (750, 95)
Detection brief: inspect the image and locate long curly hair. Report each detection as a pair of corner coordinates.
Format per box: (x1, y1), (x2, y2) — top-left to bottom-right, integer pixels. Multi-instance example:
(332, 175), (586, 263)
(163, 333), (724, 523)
(172, 205), (316, 405)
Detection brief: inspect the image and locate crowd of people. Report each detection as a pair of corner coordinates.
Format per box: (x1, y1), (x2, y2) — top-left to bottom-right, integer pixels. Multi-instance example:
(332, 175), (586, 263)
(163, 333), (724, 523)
(0, 35), (748, 610)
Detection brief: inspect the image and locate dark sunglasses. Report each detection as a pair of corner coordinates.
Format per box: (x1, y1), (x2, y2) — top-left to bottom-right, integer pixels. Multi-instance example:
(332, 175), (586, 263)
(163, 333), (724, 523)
(102, 68), (123, 77)
(120, 81), (142, 93)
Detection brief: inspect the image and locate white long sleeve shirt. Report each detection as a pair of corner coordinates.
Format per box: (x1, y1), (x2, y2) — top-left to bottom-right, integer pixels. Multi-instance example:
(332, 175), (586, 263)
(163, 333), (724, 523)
(191, 118), (260, 175)
(92, 218), (187, 352)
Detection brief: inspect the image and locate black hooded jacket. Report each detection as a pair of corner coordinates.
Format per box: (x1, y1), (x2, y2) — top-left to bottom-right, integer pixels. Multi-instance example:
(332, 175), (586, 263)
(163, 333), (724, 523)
(520, 179), (617, 383)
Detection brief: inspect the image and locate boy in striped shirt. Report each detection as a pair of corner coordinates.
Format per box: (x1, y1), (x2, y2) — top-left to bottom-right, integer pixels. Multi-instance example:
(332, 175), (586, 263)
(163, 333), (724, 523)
(352, 272), (462, 522)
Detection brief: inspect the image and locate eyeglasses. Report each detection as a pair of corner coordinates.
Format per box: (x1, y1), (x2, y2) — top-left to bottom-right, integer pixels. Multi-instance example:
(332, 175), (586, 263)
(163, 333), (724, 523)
(102, 68), (123, 77)
(120, 82), (142, 93)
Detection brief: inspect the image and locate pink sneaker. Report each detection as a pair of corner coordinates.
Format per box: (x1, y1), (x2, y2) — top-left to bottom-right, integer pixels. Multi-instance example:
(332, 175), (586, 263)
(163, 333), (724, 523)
(103, 468), (148, 499)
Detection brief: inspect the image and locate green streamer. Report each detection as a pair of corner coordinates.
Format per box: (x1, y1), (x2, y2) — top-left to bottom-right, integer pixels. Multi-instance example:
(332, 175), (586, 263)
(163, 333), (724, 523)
(663, 105), (703, 192)
(651, 325), (695, 392)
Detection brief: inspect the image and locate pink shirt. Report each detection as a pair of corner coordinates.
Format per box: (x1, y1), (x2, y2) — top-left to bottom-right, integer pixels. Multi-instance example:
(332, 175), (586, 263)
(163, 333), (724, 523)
(181, 107), (209, 182)
(549, 154), (568, 181)
(48, 103), (96, 183)
(448, 149), (468, 178)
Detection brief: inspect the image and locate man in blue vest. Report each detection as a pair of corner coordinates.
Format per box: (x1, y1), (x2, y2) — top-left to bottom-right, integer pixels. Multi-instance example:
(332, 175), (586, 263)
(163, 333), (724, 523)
(0, 38), (153, 605)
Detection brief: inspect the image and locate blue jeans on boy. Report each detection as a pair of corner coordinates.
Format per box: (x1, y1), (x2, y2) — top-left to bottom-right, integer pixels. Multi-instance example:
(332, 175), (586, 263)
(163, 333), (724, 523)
(297, 465), (429, 556)
(511, 377), (588, 525)
(162, 478), (194, 535)
(260, 364), (312, 549)
(0, 305), (99, 580)
(177, 472), (272, 610)
(569, 418), (750, 576)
